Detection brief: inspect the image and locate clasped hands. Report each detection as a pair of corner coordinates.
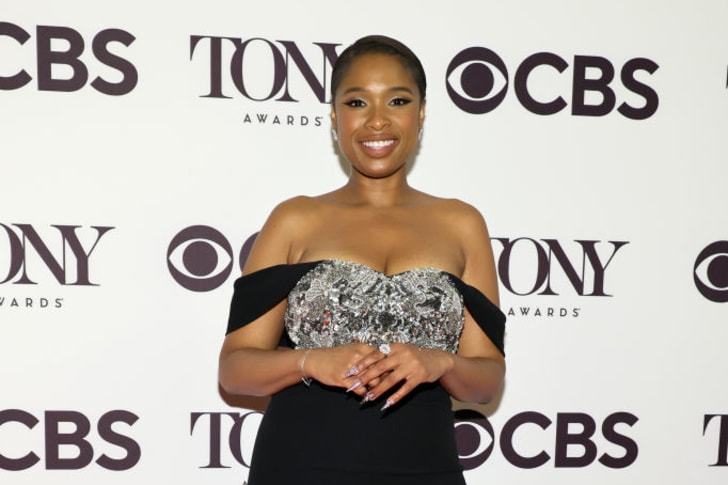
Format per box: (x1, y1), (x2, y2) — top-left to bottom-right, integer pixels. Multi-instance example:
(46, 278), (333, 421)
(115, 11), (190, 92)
(303, 342), (453, 411)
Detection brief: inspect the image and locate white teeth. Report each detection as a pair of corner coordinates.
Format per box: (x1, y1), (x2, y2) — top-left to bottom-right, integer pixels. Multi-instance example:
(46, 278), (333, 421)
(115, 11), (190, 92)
(362, 140), (394, 148)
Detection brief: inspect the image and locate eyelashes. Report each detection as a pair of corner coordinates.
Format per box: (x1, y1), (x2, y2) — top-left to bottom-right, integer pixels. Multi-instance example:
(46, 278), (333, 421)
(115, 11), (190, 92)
(390, 97), (412, 106)
(344, 98), (366, 108)
(342, 97), (413, 108)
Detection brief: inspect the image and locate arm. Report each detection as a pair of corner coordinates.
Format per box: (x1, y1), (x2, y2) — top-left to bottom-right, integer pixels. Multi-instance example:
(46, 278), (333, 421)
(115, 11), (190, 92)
(437, 203), (505, 402)
(436, 320), (505, 403)
(218, 199), (310, 397)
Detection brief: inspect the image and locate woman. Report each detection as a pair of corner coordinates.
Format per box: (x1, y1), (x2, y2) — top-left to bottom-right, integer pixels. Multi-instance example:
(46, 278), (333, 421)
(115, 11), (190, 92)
(219, 35), (506, 485)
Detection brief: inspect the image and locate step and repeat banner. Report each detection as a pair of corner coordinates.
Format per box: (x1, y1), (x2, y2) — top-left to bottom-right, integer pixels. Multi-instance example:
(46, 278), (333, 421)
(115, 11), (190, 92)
(1, 1), (726, 484)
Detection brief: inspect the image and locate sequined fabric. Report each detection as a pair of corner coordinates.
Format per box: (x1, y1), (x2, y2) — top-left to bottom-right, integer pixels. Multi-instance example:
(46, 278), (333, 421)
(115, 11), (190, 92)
(285, 259), (465, 353)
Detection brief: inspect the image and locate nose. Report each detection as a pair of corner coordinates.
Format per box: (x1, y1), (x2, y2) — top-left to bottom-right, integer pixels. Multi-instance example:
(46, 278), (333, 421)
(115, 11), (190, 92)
(366, 106), (390, 130)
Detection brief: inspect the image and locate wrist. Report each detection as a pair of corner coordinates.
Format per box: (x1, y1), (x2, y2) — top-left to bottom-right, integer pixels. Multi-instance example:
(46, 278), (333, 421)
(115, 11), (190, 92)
(299, 348), (313, 387)
(441, 350), (457, 375)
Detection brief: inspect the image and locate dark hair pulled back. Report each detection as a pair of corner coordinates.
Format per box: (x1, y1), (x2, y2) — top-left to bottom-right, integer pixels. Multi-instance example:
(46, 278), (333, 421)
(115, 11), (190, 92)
(330, 35), (427, 103)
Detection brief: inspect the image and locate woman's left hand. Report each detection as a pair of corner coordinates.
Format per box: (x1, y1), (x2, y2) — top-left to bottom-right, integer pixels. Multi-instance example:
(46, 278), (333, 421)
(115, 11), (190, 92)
(346, 343), (455, 410)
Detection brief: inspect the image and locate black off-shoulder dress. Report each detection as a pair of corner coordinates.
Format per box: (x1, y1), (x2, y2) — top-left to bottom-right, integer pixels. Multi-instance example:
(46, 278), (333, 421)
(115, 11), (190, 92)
(226, 259), (505, 485)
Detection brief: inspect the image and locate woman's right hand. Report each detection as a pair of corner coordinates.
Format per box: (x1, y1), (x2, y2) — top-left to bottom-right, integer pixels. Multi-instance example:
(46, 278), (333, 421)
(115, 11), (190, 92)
(303, 343), (383, 396)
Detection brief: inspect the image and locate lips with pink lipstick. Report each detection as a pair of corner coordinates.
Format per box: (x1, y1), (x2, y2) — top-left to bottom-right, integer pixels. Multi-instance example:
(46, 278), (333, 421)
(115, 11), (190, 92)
(359, 135), (398, 158)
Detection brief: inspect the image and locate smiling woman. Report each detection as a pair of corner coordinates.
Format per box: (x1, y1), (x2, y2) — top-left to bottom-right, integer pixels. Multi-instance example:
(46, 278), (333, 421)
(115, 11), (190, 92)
(218, 35), (506, 485)
(331, 52), (424, 181)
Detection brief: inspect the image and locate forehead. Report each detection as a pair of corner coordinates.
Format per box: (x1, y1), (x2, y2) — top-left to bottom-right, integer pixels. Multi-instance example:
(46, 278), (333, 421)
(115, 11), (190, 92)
(337, 53), (416, 91)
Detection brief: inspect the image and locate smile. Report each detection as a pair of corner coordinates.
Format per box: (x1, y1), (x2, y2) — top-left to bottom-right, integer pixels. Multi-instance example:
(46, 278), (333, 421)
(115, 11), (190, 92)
(361, 139), (395, 148)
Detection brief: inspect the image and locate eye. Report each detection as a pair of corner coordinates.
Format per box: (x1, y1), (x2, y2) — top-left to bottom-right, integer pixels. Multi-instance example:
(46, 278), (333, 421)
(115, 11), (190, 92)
(390, 97), (412, 106)
(694, 241), (728, 302)
(167, 226), (233, 292)
(343, 98), (366, 108)
(446, 47), (509, 114)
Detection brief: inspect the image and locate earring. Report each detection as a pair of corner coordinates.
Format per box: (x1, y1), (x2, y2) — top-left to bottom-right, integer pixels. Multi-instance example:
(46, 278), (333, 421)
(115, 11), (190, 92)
(332, 129), (338, 141)
(418, 128), (423, 141)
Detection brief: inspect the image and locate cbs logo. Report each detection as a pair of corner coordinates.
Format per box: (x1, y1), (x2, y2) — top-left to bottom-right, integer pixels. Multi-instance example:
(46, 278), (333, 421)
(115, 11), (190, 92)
(0, 21), (137, 95)
(454, 409), (638, 469)
(446, 47), (658, 119)
(0, 409), (140, 471)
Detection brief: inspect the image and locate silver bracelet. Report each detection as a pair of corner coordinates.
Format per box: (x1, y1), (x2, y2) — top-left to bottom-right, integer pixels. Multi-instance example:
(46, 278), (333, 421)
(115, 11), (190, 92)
(300, 349), (313, 387)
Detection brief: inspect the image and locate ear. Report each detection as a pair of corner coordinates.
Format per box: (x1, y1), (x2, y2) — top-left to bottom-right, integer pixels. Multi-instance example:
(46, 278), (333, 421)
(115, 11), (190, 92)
(418, 99), (426, 128)
(330, 109), (337, 132)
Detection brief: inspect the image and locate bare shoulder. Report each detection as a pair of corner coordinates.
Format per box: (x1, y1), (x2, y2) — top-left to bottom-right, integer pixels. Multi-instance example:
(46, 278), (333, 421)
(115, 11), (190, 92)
(243, 196), (322, 273)
(429, 197), (496, 285)
(264, 195), (332, 232)
(268, 195), (320, 218)
(437, 197), (485, 217)
(429, 197), (490, 235)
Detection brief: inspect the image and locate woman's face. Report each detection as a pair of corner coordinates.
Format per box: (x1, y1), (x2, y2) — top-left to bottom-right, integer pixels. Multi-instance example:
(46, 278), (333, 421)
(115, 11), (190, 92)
(331, 53), (425, 180)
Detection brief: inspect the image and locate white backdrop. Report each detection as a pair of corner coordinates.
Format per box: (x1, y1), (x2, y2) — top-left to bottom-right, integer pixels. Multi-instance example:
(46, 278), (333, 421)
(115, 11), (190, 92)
(1, 1), (727, 484)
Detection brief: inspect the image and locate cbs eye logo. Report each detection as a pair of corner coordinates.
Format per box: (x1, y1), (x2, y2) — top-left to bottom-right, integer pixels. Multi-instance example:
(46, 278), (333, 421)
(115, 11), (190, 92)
(446, 47), (508, 115)
(454, 409), (495, 470)
(694, 241), (728, 303)
(167, 226), (257, 292)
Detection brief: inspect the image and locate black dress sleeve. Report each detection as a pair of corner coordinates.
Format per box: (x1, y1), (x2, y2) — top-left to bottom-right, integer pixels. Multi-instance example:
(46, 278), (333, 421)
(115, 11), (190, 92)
(445, 273), (506, 356)
(226, 261), (320, 335)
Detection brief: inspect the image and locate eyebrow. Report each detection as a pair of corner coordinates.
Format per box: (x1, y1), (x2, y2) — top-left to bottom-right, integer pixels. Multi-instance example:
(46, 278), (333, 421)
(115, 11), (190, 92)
(341, 86), (415, 96)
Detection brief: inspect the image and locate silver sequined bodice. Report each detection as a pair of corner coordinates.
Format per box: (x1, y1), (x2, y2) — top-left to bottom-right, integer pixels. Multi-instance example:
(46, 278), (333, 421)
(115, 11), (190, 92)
(285, 259), (465, 353)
